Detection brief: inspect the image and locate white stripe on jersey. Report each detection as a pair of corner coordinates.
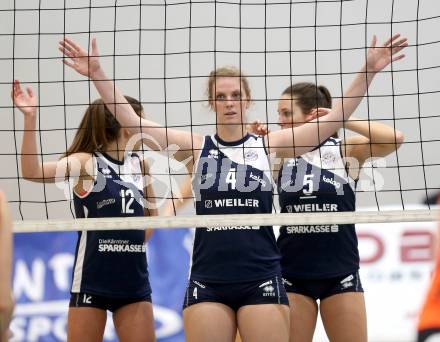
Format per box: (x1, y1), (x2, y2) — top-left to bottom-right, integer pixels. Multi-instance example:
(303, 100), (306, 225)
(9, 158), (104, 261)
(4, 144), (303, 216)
(297, 138), (356, 192)
(94, 152), (144, 192)
(71, 230), (87, 293)
(211, 134), (272, 184)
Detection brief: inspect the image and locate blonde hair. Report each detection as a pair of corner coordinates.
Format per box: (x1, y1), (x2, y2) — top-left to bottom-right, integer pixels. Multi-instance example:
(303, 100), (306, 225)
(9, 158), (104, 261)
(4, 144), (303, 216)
(207, 66), (252, 105)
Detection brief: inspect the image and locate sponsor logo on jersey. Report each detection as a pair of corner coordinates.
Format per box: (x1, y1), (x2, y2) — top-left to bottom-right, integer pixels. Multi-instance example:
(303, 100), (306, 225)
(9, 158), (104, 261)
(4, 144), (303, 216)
(286, 203), (338, 212)
(249, 172), (267, 187)
(204, 198), (259, 208)
(321, 152), (337, 167)
(98, 239), (146, 253)
(97, 198), (116, 210)
(206, 225), (260, 232)
(101, 167), (112, 178)
(244, 150), (258, 161)
(208, 149), (219, 159)
(286, 225), (339, 234)
(323, 175), (341, 189)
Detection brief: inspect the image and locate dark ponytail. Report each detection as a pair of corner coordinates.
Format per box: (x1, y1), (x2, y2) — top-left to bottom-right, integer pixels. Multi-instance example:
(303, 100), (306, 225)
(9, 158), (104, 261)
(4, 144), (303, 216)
(282, 82), (332, 113)
(282, 82), (337, 137)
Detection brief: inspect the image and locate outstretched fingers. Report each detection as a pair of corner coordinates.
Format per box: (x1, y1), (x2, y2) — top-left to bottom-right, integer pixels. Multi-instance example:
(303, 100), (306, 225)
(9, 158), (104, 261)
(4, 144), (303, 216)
(26, 86), (34, 98)
(383, 33), (401, 47)
(12, 80), (22, 99)
(370, 34), (377, 49)
(91, 37), (98, 56)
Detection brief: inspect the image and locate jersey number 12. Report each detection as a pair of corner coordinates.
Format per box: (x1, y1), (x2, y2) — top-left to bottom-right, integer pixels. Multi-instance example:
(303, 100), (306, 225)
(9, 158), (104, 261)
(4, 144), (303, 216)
(121, 189), (134, 214)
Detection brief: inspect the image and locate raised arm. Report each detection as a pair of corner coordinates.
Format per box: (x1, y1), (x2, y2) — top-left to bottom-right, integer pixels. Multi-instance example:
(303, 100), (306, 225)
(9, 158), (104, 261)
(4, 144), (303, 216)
(59, 37), (202, 163)
(0, 191), (14, 342)
(12, 80), (94, 188)
(12, 80), (61, 182)
(267, 34), (408, 158)
(343, 116), (404, 167)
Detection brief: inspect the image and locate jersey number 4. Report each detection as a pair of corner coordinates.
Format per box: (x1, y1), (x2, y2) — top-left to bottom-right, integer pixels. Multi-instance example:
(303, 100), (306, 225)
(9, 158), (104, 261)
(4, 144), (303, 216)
(226, 168), (237, 189)
(120, 189), (134, 214)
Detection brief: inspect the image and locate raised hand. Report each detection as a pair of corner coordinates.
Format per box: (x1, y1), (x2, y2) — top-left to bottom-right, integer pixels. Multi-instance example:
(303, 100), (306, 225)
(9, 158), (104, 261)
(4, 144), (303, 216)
(11, 80), (37, 116)
(366, 34), (408, 73)
(247, 119), (270, 136)
(311, 107), (332, 120)
(59, 37), (101, 78)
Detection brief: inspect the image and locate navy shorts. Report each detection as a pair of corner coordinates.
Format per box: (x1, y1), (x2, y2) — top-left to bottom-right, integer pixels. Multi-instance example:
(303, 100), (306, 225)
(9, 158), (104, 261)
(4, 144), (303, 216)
(183, 275), (289, 311)
(417, 329), (440, 342)
(283, 271), (364, 301)
(69, 292), (151, 313)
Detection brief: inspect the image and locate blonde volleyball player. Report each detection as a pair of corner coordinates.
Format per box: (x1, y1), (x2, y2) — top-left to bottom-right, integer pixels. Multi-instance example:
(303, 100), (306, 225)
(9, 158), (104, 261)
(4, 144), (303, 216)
(59, 33), (406, 342)
(12, 81), (157, 342)
(0, 191), (14, 342)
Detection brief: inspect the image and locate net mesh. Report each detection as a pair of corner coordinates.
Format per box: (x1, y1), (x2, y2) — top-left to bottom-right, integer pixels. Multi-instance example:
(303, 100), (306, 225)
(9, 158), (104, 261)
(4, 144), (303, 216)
(1, 0), (440, 229)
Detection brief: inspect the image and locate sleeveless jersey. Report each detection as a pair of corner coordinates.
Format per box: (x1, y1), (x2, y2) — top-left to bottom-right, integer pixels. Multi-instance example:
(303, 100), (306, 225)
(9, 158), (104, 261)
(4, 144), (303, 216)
(71, 151), (150, 298)
(277, 137), (359, 279)
(190, 133), (281, 283)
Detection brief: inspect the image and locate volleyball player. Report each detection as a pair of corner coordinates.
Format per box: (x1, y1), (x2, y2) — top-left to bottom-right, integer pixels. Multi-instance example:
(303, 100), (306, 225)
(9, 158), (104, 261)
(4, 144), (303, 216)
(58, 33), (406, 342)
(268, 77), (405, 341)
(12, 81), (157, 342)
(0, 191), (14, 342)
(417, 191), (440, 342)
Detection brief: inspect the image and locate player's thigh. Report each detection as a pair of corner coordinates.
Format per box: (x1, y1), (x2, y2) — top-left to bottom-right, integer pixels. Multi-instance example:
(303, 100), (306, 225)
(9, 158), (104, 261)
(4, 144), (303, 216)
(113, 301), (156, 342)
(288, 292), (318, 342)
(183, 302), (237, 342)
(67, 307), (107, 342)
(320, 292), (367, 342)
(237, 303), (290, 342)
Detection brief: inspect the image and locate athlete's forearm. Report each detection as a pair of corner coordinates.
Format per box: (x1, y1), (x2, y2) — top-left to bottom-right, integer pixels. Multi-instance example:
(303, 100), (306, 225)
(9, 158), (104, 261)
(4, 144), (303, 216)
(21, 114), (44, 180)
(345, 118), (404, 146)
(325, 65), (374, 130)
(91, 67), (154, 135)
(91, 67), (197, 157)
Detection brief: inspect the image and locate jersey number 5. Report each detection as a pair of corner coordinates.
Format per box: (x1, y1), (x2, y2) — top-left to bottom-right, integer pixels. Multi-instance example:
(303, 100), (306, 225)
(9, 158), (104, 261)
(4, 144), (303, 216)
(121, 189), (134, 214)
(303, 174), (314, 195)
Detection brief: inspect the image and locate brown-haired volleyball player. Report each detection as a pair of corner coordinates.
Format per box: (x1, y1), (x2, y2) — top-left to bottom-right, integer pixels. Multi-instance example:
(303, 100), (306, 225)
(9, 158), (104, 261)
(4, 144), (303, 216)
(274, 81), (403, 342)
(12, 81), (157, 342)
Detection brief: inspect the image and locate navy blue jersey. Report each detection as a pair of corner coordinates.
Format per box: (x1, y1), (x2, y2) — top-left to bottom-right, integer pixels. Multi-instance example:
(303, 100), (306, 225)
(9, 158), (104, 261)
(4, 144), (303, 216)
(190, 133), (281, 283)
(277, 138), (359, 279)
(71, 151), (150, 298)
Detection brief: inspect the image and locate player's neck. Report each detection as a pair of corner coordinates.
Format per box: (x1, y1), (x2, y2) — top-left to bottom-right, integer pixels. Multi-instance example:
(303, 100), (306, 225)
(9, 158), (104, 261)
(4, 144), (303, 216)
(104, 138), (129, 162)
(216, 124), (247, 143)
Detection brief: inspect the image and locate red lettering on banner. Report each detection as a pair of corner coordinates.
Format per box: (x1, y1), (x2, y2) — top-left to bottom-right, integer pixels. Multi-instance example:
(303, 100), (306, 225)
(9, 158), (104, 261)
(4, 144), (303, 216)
(358, 232), (385, 264)
(400, 230), (434, 262)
